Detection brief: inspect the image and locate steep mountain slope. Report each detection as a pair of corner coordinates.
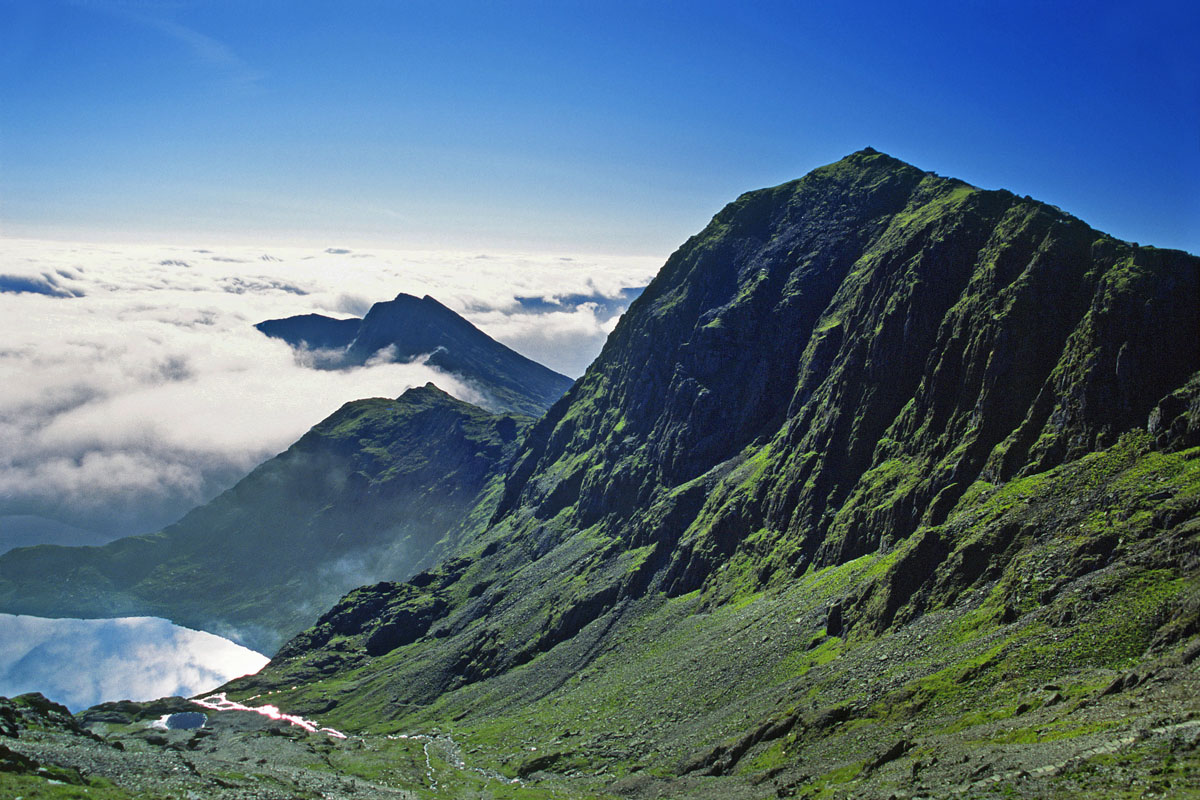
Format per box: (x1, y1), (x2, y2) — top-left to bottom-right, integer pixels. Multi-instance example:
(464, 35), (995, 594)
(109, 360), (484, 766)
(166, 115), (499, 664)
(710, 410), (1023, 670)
(0, 385), (531, 655)
(258, 293), (575, 416)
(223, 150), (1200, 797)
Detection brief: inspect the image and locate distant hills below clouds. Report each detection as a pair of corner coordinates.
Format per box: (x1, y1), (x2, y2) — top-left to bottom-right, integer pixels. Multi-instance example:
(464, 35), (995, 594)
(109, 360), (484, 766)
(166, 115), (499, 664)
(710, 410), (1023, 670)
(0, 240), (655, 552)
(0, 384), (536, 655)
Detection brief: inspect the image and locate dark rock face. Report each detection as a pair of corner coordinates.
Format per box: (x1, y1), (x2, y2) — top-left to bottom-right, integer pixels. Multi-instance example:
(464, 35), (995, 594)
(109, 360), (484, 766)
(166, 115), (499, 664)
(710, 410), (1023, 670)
(1148, 371), (1200, 452)
(275, 580), (450, 661)
(488, 148), (1199, 596)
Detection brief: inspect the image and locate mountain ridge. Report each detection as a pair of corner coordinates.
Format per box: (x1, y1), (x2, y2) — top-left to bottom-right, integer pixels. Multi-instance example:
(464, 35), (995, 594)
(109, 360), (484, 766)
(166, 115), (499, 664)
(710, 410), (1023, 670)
(0, 383), (533, 654)
(0, 291), (581, 653)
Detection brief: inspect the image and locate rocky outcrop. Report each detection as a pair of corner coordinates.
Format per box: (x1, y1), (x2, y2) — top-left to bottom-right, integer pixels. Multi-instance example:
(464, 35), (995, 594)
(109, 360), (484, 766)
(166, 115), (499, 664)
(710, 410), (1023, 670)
(1149, 371), (1200, 452)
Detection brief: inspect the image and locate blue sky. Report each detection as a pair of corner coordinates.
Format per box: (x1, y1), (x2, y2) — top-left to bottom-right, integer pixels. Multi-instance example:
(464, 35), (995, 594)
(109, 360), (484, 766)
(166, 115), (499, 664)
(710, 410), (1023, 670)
(2, 0), (1197, 255)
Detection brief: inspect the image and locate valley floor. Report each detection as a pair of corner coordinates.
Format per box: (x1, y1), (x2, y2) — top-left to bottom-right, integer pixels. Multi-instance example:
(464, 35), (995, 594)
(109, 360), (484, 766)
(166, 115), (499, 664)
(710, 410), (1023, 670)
(1, 623), (1197, 800)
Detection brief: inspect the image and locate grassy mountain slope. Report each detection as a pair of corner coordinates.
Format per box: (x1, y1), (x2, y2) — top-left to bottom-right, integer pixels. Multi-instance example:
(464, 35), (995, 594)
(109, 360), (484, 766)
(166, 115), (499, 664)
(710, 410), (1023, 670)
(220, 150), (1200, 797)
(0, 385), (531, 654)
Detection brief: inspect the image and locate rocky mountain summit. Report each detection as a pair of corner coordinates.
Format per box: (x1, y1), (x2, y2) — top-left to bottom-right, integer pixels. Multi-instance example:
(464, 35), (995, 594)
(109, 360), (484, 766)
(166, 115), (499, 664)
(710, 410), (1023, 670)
(4, 149), (1198, 798)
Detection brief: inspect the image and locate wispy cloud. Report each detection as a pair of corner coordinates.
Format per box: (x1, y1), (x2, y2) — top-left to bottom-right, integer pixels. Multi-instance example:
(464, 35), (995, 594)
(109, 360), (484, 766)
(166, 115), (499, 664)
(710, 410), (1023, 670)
(146, 15), (264, 88)
(74, 0), (265, 91)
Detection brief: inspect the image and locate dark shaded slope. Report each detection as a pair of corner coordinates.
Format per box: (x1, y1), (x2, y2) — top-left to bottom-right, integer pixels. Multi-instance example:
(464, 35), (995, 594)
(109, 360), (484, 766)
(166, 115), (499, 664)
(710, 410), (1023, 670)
(235, 149), (1200, 783)
(0, 385), (531, 654)
(258, 294), (575, 416)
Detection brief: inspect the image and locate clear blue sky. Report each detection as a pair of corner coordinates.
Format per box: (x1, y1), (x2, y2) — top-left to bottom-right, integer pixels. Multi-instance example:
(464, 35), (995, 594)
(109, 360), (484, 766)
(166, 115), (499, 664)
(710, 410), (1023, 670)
(2, 0), (1197, 255)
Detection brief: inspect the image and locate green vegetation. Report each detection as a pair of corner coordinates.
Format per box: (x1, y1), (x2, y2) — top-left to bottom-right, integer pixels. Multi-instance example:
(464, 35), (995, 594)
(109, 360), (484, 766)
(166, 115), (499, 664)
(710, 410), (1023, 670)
(0, 774), (153, 800)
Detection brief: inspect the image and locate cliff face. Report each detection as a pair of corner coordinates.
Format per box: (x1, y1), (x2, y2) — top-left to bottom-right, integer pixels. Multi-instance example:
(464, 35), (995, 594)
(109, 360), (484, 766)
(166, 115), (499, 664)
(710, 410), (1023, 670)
(498, 149), (1197, 582)
(221, 151), (1200, 797)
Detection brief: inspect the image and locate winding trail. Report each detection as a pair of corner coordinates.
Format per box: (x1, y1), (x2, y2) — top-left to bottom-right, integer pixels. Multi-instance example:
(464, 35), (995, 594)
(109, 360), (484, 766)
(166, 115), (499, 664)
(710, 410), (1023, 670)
(958, 718), (1200, 793)
(191, 691), (528, 792)
(387, 732), (524, 791)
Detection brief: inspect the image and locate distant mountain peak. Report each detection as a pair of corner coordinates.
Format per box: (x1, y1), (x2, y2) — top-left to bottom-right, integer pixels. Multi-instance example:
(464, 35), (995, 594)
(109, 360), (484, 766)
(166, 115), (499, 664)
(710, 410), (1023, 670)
(256, 294), (573, 417)
(399, 382), (455, 401)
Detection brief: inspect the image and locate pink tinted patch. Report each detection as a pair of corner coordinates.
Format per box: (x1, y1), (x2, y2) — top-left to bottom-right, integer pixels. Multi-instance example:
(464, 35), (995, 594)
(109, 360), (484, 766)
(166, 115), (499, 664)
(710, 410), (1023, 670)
(191, 692), (348, 739)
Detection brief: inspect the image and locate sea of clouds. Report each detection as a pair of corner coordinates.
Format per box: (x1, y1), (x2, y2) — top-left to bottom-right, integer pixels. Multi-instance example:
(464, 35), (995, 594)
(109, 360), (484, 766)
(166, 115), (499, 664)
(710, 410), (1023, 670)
(0, 613), (269, 712)
(0, 239), (658, 549)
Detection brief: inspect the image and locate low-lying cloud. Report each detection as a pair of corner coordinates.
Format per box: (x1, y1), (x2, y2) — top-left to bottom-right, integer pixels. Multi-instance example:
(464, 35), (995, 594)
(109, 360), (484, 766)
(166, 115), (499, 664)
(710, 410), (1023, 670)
(0, 614), (269, 712)
(0, 272), (85, 297)
(0, 239), (657, 547)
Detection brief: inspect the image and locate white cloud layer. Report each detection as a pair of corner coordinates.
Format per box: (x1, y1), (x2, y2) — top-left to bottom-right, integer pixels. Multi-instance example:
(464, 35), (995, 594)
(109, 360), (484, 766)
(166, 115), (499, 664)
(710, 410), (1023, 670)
(0, 613), (269, 712)
(0, 239), (657, 545)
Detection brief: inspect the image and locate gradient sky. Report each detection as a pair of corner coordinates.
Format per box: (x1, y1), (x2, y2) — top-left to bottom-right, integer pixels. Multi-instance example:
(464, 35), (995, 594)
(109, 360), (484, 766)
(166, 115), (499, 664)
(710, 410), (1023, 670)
(1, 0), (1197, 255)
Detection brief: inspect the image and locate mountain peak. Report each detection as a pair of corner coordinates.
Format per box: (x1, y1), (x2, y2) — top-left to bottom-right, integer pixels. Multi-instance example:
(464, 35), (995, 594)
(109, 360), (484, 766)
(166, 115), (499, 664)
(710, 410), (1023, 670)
(385, 292), (434, 304)
(383, 292), (447, 308)
(348, 295), (573, 416)
(836, 146), (893, 166)
(227, 154), (1199, 799)
(495, 150), (1198, 566)
(398, 382), (454, 402)
(257, 295), (573, 416)
(10, 153), (1200, 799)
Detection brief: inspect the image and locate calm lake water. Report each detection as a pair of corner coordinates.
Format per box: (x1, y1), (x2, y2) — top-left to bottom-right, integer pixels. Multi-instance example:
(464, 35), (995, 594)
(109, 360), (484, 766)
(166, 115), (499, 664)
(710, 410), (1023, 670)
(0, 613), (268, 711)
